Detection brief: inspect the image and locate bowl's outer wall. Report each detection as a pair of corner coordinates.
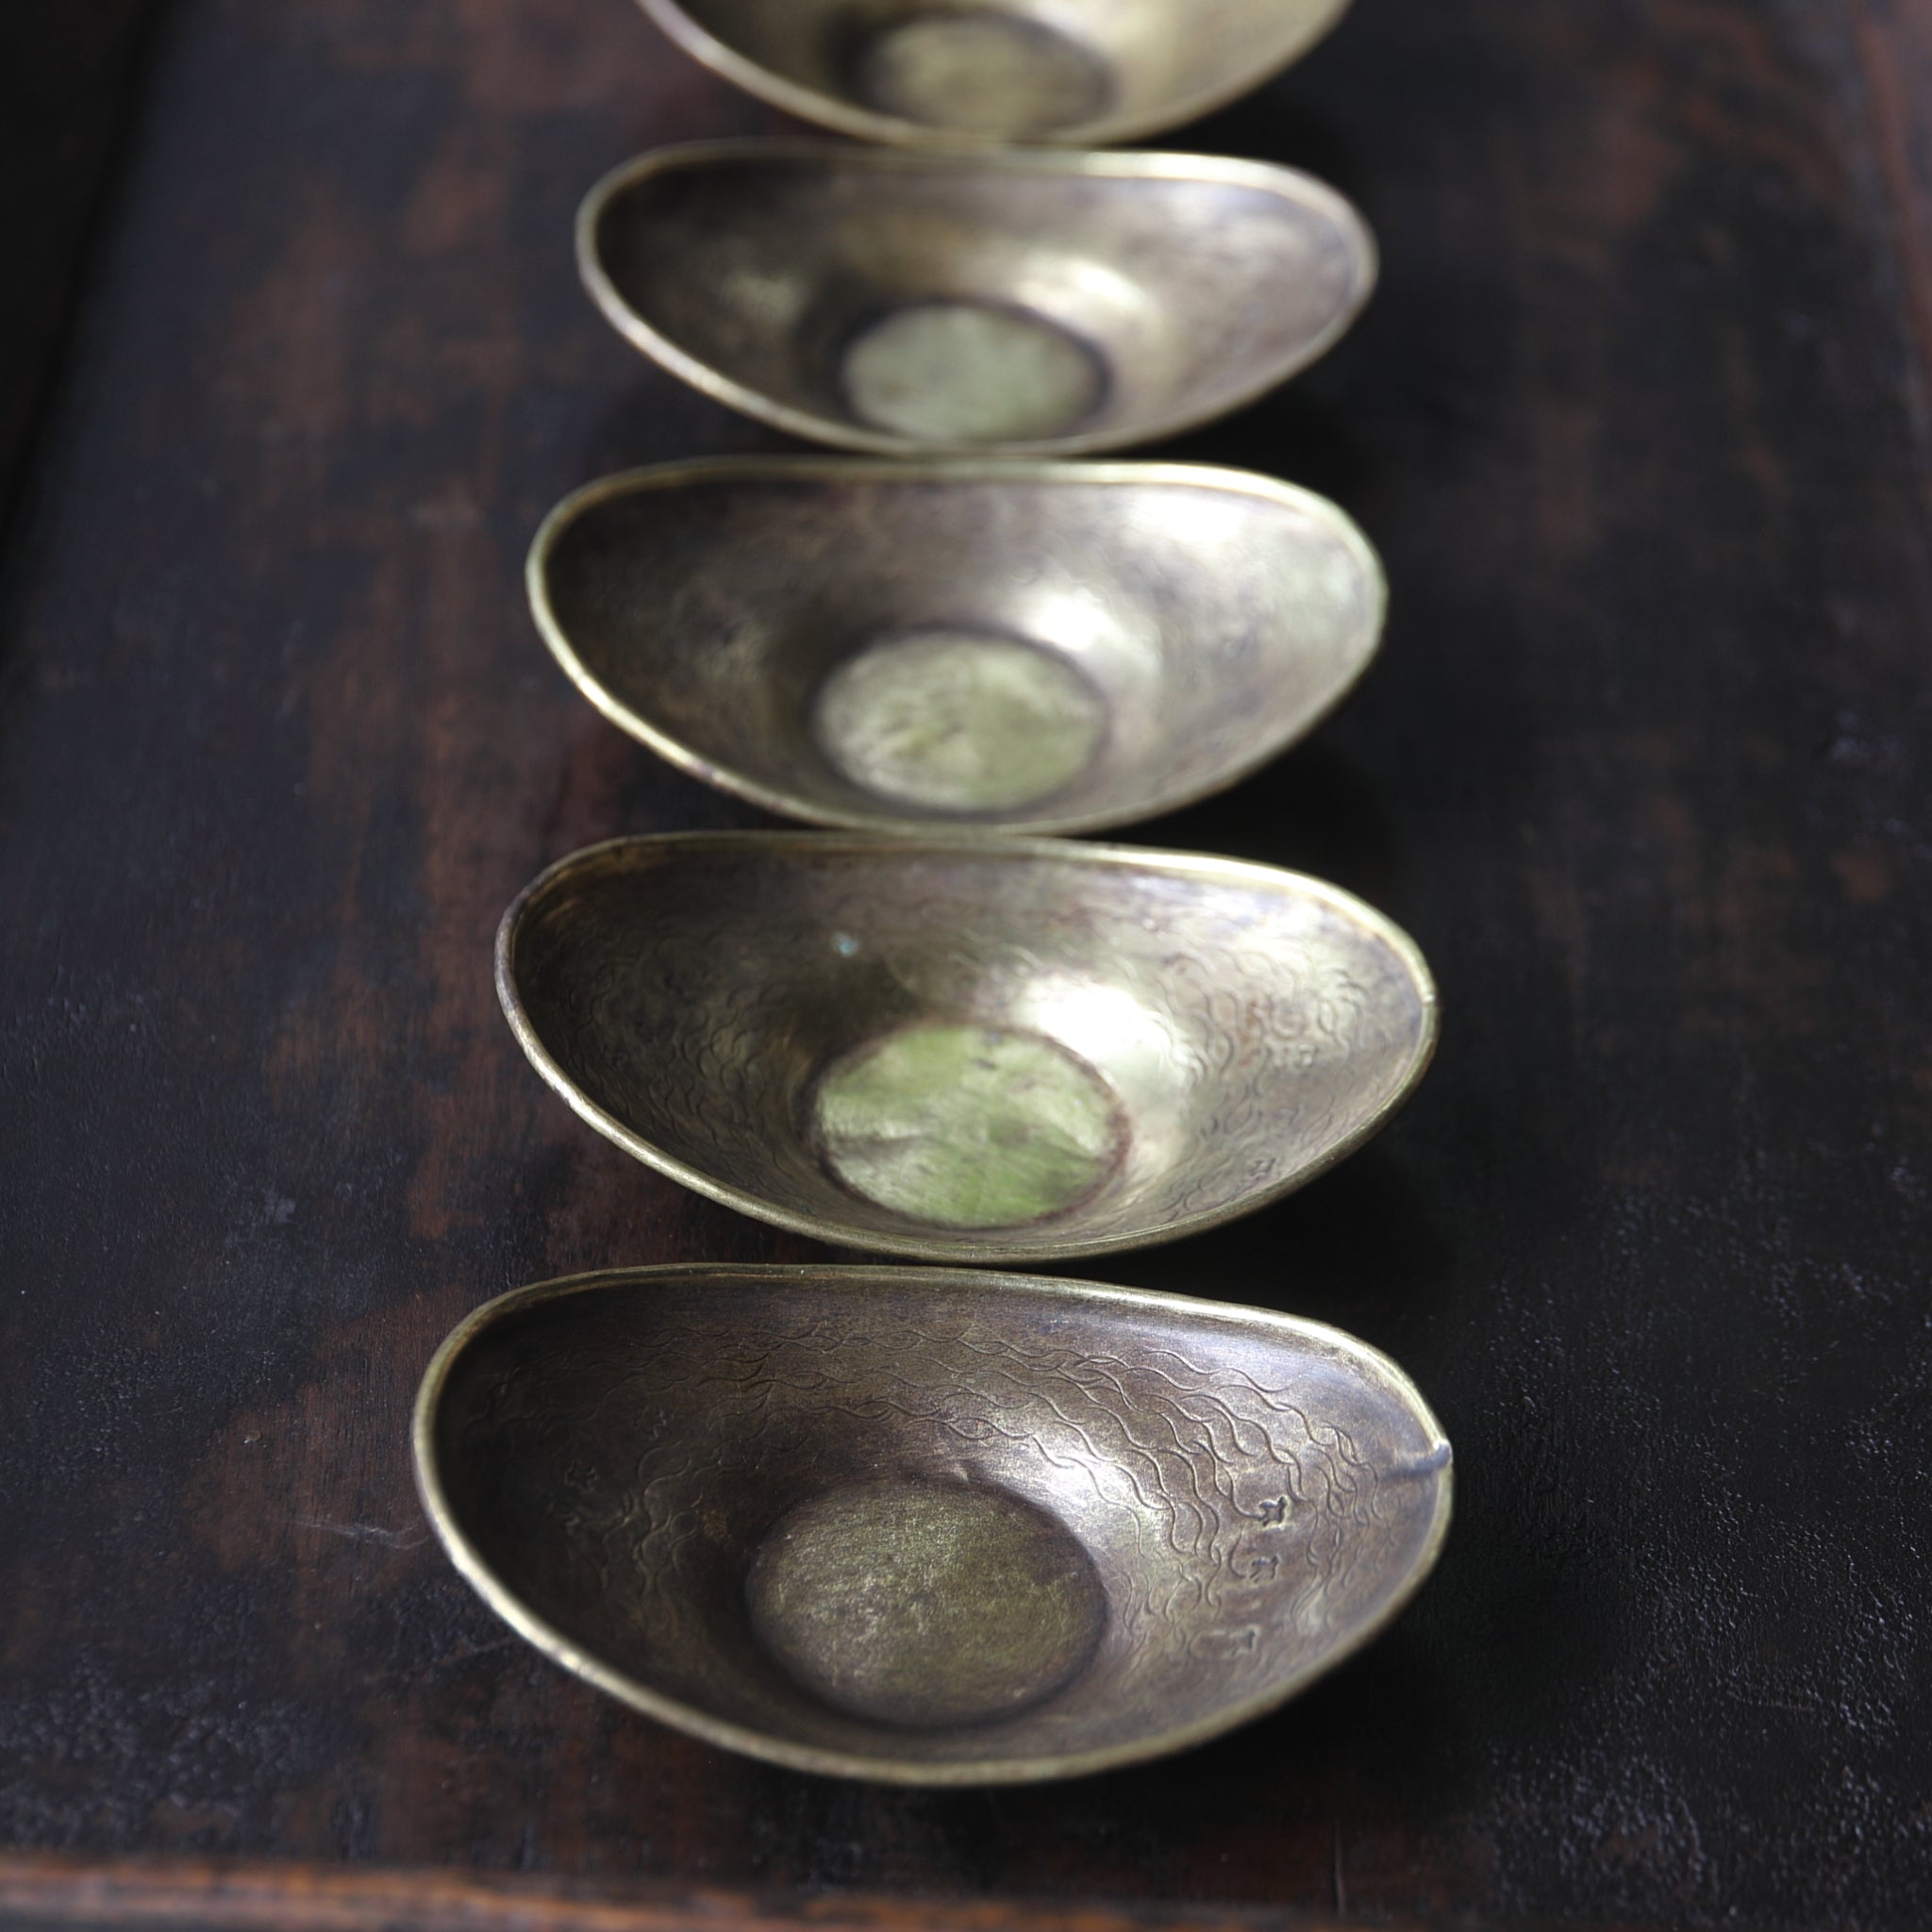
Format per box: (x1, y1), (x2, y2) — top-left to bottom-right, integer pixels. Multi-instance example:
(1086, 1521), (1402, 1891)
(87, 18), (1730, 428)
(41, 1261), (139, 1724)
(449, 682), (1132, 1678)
(583, 144), (1374, 457)
(501, 835), (1438, 1260)
(533, 460), (1387, 835)
(424, 1268), (1453, 1781)
(641, 0), (1354, 147)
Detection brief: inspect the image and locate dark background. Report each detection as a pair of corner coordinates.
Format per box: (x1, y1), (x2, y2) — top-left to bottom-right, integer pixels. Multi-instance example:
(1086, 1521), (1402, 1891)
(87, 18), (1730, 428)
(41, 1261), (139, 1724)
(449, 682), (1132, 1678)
(2, 0), (1929, 1925)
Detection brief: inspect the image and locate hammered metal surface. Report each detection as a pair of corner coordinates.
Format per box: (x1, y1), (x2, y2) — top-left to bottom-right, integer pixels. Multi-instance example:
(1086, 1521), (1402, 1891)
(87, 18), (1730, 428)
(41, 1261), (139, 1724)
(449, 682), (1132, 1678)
(634, 0), (1354, 148)
(496, 834), (1438, 1260)
(578, 142), (1375, 458)
(414, 1267), (1453, 1782)
(530, 460), (1386, 836)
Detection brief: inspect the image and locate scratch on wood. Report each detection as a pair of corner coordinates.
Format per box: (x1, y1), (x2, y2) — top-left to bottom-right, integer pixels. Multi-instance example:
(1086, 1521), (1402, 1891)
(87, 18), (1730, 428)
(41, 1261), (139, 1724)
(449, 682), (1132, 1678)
(291, 1517), (427, 1551)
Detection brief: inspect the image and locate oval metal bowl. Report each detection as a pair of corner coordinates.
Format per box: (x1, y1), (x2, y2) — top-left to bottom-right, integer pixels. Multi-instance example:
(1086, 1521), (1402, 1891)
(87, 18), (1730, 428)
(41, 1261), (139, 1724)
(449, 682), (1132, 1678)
(579, 142), (1374, 458)
(530, 459), (1387, 836)
(633, 0), (1354, 149)
(497, 835), (1437, 1261)
(415, 1264), (1453, 1784)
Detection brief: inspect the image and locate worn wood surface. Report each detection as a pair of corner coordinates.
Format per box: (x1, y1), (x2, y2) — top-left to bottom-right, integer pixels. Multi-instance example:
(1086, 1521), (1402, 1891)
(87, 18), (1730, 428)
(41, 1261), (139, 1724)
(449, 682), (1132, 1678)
(0, 1854), (1396, 1932)
(1, 0), (1929, 1925)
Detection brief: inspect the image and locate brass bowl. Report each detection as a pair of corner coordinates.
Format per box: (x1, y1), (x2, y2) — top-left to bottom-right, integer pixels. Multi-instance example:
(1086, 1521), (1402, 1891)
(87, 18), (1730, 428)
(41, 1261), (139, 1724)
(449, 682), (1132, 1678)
(497, 834), (1438, 1261)
(529, 458), (1387, 836)
(634, 0), (1353, 149)
(579, 142), (1374, 458)
(414, 1264), (1454, 1784)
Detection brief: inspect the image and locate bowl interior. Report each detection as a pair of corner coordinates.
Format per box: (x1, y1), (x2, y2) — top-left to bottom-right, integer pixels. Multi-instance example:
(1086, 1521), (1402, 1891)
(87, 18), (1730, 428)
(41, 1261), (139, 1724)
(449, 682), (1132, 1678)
(503, 839), (1434, 1258)
(538, 466), (1384, 832)
(649, 0), (1353, 144)
(588, 149), (1371, 454)
(423, 1269), (1452, 1778)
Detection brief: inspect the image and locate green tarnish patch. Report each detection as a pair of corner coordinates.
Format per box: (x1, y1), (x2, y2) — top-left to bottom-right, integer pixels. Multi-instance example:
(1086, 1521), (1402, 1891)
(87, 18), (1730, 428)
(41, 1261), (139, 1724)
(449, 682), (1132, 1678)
(813, 630), (1106, 813)
(746, 1477), (1106, 1728)
(848, 13), (1109, 136)
(840, 301), (1104, 445)
(812, 1022), (1125, 1227)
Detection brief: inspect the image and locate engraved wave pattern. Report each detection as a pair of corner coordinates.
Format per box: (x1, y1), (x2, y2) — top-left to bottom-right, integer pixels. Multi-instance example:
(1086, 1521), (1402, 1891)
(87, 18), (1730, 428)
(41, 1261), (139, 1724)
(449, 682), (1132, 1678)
(456, 1291), (1437, 1748)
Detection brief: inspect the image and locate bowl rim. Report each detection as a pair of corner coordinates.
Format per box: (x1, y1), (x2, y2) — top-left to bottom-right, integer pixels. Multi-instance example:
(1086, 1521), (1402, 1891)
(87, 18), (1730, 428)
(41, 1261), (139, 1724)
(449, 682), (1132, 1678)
(525, 455), (1389, 837)
(575, 139), (1378, 458)
(494, 831), (1441, 1262)
(413, 1261), (1455, 1785)
(632, 0), (1357, 150)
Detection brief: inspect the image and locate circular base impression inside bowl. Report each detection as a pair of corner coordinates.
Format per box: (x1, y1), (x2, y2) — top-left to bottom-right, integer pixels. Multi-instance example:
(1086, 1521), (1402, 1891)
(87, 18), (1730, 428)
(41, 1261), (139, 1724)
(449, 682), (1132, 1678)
(746, 1476), (1106, 1727)
(841, 11), (1111, 135)
(811, 629), (1108, 813)
(839, 300), (1105, 444)
(810, 1020), (1128, 1228)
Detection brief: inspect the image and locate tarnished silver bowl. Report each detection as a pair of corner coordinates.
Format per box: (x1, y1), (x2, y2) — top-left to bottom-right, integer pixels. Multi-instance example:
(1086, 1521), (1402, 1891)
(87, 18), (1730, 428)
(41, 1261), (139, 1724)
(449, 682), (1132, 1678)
(529, 459), (1387, 836)
(415, 1265), (1453, 1783)
(580, 142), (1374, 458)
(497, 834), (1438, 1261)
(634, 0), (1354, 148)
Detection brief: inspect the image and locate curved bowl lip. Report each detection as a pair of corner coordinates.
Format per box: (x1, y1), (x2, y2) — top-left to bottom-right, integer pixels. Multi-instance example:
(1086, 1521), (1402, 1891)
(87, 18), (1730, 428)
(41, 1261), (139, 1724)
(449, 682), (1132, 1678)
(575, 139), (1378, 459)
(412, 1261), (1455, 1786)
(632, 0), (1356, 151)
(525, 455), (1389, 838)
(494, 830), (1441, 1262)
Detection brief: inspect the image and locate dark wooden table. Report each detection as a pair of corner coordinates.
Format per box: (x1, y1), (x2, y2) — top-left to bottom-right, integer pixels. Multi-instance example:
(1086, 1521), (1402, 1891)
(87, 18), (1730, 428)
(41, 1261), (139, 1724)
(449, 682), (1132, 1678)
(3, 1), (1930, 1927)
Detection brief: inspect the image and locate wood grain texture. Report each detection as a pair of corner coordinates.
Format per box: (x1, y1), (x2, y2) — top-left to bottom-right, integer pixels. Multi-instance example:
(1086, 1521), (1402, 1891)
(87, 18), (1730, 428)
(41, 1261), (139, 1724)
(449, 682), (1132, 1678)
(0, 1854), (1392, 1932)
(0, 0), (1928, 1926)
